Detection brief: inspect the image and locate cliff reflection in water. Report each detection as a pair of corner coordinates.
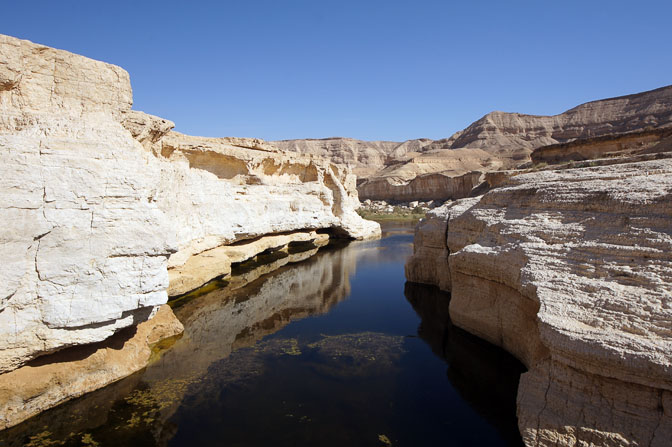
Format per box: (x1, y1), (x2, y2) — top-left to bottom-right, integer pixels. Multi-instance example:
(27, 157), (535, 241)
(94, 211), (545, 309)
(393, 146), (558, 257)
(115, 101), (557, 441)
(1, 223), (524, 447)
(404, 282), (525, 446)
(0, 241), (361, 447)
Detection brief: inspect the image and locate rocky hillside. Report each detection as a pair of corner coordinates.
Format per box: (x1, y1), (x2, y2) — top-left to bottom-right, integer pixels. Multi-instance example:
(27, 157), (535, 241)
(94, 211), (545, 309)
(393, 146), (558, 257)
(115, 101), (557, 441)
(277, 85), (672, 202)
(0, 34), (379, 429)
(425, 84), (672, 164)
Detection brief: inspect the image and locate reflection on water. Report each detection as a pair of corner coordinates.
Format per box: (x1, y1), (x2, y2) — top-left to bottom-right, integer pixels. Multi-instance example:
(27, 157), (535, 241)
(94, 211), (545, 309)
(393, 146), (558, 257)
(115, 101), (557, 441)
(0, 222), (524, 447)
(405, 282), (525, 446)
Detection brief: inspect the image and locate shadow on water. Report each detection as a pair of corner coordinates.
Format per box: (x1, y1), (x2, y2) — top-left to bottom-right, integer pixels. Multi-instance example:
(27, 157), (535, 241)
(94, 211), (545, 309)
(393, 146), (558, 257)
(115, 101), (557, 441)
(404, 282), (526, 446)
(0, 222), (524, 447)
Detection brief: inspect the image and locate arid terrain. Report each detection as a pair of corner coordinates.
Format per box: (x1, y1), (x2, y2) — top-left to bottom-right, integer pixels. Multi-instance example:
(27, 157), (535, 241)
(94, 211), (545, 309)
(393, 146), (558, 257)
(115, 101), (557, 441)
(0, 32), (670, 447)
(275, 85), (672, 201)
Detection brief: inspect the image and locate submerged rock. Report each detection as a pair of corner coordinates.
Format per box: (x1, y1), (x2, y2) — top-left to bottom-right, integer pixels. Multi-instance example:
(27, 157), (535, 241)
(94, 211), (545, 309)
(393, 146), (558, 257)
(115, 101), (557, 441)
(0, 305), (183, 430)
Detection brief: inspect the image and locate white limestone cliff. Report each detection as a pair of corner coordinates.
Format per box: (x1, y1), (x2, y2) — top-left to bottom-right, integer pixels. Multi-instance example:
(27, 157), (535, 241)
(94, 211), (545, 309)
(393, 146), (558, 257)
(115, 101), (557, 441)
(0, 33), (379, 428)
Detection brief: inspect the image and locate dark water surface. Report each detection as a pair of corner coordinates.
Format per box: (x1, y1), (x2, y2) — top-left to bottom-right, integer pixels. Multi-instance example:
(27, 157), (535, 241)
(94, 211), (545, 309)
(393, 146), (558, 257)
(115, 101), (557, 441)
(1, 222), (524, 447)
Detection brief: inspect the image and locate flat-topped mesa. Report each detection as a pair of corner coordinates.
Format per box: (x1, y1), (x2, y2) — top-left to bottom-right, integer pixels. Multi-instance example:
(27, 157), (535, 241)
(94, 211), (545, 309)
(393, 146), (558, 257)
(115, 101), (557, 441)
(0, 33), (379, 429)
(406, 158), (672, 446)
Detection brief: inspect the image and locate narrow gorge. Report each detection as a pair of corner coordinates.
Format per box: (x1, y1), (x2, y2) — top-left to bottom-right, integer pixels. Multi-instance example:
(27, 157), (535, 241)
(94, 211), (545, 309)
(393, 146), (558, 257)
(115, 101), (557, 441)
(1, 32), (671, 447)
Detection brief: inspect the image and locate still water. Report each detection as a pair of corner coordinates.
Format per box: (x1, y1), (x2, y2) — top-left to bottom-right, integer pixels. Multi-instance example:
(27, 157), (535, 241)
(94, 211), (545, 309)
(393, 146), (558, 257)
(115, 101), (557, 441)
(1, 222), (524, 447)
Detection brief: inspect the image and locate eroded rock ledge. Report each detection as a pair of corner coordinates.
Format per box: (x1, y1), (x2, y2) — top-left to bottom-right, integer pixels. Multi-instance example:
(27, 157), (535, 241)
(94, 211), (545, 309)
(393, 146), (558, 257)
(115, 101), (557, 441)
(406, 159), (672, 446)
(0, 34), (379, 428)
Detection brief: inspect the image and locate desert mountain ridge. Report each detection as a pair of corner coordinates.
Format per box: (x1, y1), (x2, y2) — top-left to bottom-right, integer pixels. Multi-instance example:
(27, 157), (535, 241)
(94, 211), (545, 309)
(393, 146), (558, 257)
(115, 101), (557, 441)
(273, 84), (672, 201)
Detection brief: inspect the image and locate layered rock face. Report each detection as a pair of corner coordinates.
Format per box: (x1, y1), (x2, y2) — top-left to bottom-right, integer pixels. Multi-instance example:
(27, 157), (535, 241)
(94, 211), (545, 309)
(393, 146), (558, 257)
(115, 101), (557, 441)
(531, 127), (672, 165)
(149, 129), (379, 270)
(0, 34), (379, 428)
(406, 159), (672, 446)
(358, 171), (483, 202)
(424, 85), (672, 165)
(278, 86), (672, 202)
(272, 137), (432, 178)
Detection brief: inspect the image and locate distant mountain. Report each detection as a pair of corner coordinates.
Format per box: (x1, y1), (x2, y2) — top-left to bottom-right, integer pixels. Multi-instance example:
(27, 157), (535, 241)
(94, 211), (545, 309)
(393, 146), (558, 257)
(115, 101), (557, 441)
(271, 137), (433, 178)
(274, 85), (672, 201)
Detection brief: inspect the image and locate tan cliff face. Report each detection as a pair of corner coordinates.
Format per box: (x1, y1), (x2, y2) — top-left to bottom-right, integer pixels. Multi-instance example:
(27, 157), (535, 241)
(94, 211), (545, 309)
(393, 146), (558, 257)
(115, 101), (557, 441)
(271, 137), (431, 178)
(0, 33), (380, 428)
(531, 126), (672, 165)
(276, 85), (672, 202)
(406, 157), (672, 446)
(358, 171), (484, 202)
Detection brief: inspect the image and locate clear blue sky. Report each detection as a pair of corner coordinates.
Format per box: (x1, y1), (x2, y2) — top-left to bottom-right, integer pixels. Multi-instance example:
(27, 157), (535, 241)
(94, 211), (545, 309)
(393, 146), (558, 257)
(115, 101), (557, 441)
(2, 0), (670, 141)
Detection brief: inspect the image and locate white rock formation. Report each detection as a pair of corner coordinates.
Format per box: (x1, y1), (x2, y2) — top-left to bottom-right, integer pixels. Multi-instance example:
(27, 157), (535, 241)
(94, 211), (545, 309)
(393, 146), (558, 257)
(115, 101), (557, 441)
(406, 158), (672, 446)
(167, 230), (329, 297)
(0, 32), (379, 424)
(144, 129), (379, 271)
(0, 35), (174, 374)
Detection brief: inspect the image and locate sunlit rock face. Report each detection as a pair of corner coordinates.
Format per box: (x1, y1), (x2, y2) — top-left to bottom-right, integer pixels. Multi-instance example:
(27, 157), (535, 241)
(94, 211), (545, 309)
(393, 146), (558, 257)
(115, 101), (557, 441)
(0, 34), (174, 375)
(406, 159), (672, 446)
(276, 86), (672, 202)
(0, 33), (379, 427)
(357, 172), (483, 202)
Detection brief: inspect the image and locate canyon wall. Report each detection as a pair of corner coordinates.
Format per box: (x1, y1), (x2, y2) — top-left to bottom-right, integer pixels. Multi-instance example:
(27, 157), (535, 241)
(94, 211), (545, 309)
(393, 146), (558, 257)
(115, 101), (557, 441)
(423, 85), (672, 166)
(277, 86), (672, 202)
(272, 137), (433, 178)
(358, 171), (483, 202)
(531, 127), (672, 165)
(0, 34), (379, 429)
(406, 158), (672, 446)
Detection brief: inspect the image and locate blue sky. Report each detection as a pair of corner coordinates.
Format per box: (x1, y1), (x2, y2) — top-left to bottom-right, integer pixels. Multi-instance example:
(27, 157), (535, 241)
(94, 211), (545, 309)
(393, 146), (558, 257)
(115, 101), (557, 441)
(2, 1), (671, 141)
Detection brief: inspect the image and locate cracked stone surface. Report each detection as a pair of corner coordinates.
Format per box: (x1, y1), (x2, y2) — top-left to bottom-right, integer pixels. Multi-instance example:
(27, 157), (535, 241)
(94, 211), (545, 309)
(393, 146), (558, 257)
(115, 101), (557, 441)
(406, 159), (672, 446)
(0, 31), (379, 406)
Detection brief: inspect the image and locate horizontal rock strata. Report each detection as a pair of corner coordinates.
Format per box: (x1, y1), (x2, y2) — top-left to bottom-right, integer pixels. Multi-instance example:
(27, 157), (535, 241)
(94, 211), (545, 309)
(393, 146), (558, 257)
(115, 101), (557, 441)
(358, 171), (483, 202)
(406, 158), (672, 446)
(277, 86), (672, 202)
(0, 33), (379, 428)
(531, 126), (672, 165)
